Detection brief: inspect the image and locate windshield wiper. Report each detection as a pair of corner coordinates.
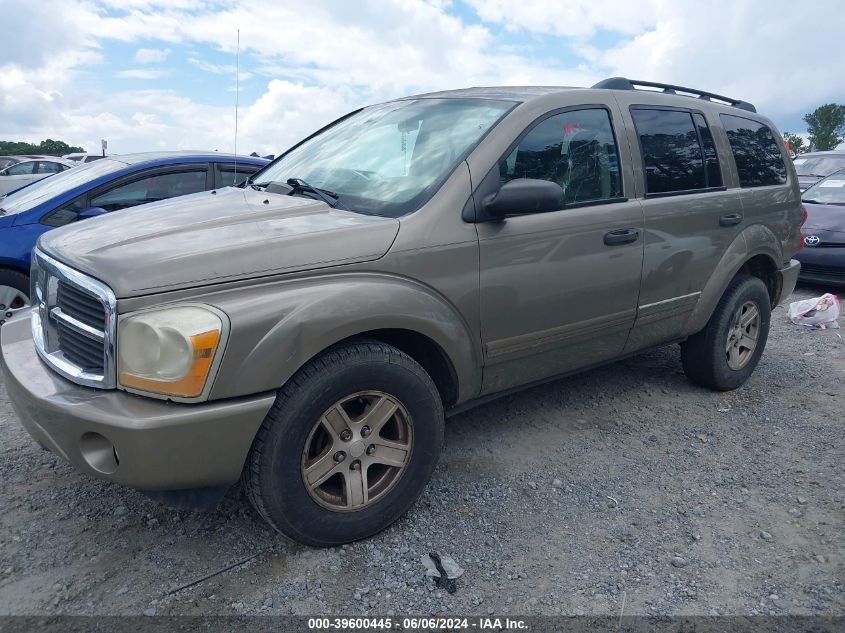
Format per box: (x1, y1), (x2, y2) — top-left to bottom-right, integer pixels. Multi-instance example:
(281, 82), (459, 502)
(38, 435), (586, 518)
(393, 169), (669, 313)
(802, 199), (824, 204)
(285, 178), (345, 209)
(798, 173), (825, 178)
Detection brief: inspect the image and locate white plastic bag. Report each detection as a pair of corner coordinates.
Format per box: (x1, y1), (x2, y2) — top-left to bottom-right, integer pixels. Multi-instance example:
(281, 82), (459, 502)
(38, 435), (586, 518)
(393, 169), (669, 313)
(788, 293), (840, 329)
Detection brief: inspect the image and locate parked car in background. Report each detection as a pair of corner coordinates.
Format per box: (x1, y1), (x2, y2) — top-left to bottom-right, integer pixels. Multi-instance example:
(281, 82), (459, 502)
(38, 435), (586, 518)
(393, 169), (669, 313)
(0, 151), (268, 319)
(0, 158), (75, 196)
(63, 153), (107, 163)
(0, 156), (24, 170)
(0, 78), (802, 546)
(796, 169), (845, 285)
(792, 150), (845, 191)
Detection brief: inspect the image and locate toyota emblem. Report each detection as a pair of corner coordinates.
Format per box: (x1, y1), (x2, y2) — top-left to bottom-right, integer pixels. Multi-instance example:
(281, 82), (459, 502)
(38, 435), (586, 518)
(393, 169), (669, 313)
(804, 235), (821, 247)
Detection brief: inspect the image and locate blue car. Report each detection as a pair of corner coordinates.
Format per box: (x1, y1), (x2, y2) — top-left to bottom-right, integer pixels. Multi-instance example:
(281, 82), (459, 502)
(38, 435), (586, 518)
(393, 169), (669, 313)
(0, 152), (268, 322)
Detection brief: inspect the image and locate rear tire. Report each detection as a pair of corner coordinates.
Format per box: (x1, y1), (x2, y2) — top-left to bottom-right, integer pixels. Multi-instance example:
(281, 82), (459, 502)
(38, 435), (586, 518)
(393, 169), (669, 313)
(245, 340), (444, 546)
(681, 274), (771, 391)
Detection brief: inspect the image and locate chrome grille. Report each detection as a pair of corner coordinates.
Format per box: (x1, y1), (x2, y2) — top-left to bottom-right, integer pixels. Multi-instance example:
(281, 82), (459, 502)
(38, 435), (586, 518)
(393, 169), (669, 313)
(57, 281), (106, 330)
(31, 249), (117, 389)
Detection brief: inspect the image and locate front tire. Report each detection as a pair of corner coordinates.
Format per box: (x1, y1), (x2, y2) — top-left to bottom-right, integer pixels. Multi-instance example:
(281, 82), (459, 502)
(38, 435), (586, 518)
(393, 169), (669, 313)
(0, 269), (30, 326)
(245, 340), (444, 546)
(681, 274), (771, 391)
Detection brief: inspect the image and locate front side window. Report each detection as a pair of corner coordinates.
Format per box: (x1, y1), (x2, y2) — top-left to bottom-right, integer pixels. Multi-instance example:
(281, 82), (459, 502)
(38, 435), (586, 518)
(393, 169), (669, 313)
(499, 108), (623, 205)
(90, 170), (207, 212)
(632, 109), (710, 194)
(720, 114), (787, 187)
(251, 98), (514, 217)
(4, 161), (36, 176)
(41, 195), (87, 228)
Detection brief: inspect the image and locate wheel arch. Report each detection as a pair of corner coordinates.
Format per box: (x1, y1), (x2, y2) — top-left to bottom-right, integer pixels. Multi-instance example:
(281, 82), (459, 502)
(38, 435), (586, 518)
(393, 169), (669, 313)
(686, 225), (782, 334)
(206, 273), (481, 405)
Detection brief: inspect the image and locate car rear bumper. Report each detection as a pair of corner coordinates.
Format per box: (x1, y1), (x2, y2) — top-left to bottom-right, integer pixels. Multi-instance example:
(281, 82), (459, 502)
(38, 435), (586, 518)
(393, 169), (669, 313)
(795, 248), (845, 286)
(0, 314), (275, 491)
(777, 259), (801, 302)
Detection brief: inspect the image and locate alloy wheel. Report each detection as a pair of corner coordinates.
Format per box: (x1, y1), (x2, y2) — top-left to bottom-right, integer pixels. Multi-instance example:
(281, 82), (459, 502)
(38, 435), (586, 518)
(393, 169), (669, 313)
(300, 391), (413, 512)
(725, 300), (760, 370)
(0, 285), (29, 326)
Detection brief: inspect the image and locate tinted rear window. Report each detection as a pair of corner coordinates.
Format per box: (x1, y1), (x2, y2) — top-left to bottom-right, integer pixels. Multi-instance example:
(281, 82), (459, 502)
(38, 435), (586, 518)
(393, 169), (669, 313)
(720, 114), (787, 187)
(631, 109), (708, 194)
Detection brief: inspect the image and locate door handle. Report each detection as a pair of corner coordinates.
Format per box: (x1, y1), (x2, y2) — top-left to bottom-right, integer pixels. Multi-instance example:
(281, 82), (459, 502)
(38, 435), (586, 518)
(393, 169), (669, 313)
(719, 213), (743, 227)
(603, 228), (640, 246)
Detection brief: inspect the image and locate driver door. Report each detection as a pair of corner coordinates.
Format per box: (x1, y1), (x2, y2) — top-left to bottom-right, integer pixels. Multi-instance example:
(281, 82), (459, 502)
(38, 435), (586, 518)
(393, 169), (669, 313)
(477, 104), (644, 394)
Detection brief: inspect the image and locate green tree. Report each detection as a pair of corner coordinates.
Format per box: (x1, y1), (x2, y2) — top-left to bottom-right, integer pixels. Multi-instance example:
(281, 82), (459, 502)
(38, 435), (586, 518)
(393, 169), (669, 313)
(0, 139), (84, 156)
(782, 132), (805, 155)
(803, 104), (845, 151)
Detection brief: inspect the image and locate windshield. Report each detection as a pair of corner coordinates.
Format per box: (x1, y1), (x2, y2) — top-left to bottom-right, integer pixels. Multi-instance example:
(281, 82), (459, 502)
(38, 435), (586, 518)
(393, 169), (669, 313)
(251, 98), (514, 217)
(0, 158), (127, 215)
(792, 154), (845, 177)
(802, 171), (845, 205)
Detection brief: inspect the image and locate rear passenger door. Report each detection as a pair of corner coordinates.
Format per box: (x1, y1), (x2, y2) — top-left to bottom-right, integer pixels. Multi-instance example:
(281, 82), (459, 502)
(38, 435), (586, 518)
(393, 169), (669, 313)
(476, 104), (645, 394)
(615, 100), (743, 352)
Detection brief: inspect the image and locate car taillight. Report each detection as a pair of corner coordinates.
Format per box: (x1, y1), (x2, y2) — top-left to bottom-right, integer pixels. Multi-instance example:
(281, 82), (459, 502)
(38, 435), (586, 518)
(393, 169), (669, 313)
(798, 205), (808, 251)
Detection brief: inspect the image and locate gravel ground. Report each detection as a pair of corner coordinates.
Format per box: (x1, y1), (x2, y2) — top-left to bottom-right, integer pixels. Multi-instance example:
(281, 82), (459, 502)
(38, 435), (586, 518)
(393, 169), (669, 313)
(0, 284), (842, 617)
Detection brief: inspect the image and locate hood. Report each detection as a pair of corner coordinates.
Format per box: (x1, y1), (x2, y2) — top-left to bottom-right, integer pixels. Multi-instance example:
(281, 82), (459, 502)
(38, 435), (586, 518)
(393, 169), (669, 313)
(802, 201), (845, 234)
(39, 187), (400, 297)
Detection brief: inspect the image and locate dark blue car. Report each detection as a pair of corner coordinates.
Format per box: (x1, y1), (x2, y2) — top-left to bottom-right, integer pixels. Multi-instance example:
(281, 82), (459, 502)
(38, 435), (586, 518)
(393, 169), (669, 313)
(0, 152), (268, 322)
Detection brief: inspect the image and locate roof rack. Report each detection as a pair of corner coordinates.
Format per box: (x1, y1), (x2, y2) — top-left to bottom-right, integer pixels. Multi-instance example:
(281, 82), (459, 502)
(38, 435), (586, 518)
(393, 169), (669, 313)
(592, 77), (756, 113)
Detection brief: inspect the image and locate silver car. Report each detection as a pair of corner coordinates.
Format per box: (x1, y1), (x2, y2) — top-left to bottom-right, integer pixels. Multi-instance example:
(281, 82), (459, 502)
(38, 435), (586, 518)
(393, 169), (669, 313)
(0, 158), (75, 196)
(793, 150), (845, 191)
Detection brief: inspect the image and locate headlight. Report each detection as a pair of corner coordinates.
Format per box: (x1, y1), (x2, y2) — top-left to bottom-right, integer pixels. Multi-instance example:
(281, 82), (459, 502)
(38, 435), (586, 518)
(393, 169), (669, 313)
(117, 305), (228, 399)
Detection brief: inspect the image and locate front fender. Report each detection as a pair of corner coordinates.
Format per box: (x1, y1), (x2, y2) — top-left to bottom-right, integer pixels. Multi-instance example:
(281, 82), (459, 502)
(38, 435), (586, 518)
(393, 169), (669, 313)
(204, 272), (481, 403)
(685, 223), (782, 334)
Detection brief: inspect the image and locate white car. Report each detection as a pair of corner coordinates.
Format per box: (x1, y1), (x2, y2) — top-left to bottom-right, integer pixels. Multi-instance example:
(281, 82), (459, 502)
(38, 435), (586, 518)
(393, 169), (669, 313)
(0, 158), (75, 196)
(62, 152), (107, 163)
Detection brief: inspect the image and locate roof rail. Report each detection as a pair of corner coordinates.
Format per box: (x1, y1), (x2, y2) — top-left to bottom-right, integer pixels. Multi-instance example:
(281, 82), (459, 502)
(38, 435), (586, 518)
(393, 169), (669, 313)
(592, 77), (756, 113)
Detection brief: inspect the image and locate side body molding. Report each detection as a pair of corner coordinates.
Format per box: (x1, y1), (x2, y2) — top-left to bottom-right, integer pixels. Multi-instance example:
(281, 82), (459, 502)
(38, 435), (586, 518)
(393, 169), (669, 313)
(685, 223), (783, 335)
(202, 272), (482, 403)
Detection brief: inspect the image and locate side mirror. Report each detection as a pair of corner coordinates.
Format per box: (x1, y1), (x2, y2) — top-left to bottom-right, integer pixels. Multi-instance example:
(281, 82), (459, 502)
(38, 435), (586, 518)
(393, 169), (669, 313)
(76, 207), (108, 220)
(482, 178), (564, 219)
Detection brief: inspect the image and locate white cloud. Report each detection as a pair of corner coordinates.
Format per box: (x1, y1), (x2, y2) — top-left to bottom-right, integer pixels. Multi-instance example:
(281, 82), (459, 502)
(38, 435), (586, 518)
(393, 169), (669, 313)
(467, 0), (845, 128)
(134, 47), (170, 64)
(592, 0), (845, 123)
(466, 0), (659, 38)
(1, 0), (843, 155)
(116, 69), (169, 79)
(188, 57), (253, 81)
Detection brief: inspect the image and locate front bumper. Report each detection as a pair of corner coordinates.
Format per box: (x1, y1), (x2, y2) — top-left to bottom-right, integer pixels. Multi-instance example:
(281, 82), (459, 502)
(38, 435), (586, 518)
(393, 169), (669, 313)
(795, 248), (845, 286)
(0, 314), (275, 491)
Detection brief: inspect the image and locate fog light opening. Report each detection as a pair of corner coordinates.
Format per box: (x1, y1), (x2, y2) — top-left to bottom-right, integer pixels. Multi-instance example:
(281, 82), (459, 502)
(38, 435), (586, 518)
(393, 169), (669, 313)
(79, 432), (119, 475)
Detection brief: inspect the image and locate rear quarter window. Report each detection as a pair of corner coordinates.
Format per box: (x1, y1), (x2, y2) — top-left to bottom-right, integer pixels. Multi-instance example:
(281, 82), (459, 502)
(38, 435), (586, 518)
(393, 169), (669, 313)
(720, 114), (787, 187)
